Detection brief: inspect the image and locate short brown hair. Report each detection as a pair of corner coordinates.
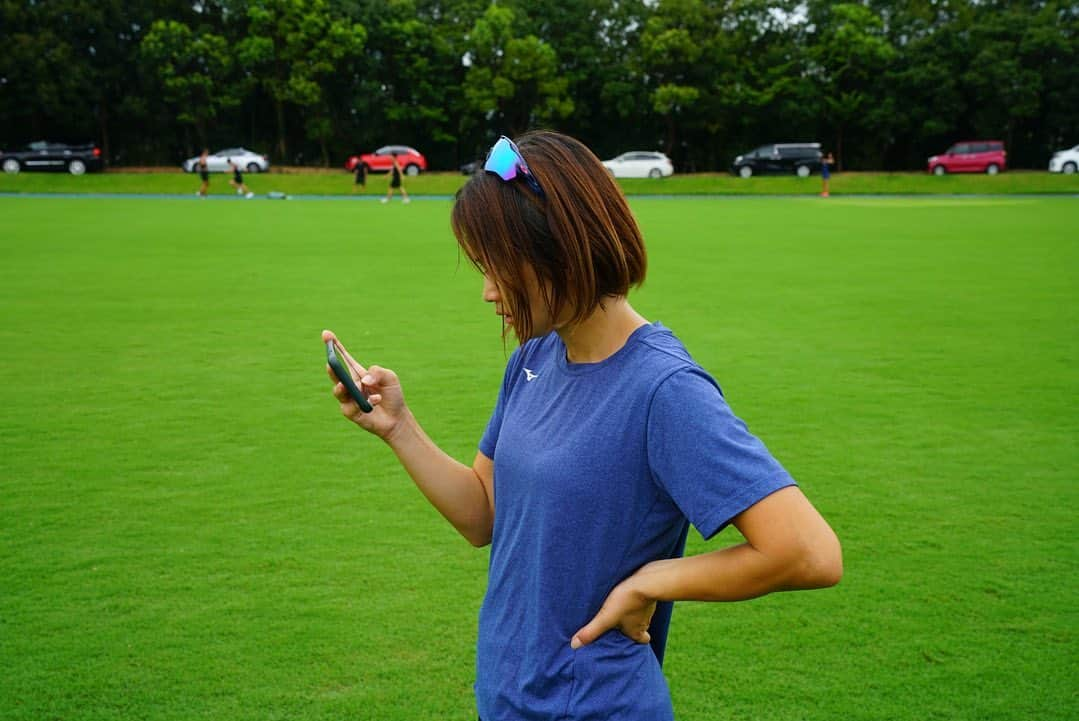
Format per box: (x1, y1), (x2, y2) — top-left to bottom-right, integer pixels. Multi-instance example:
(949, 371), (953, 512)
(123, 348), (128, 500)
(451, 130), (647, 342)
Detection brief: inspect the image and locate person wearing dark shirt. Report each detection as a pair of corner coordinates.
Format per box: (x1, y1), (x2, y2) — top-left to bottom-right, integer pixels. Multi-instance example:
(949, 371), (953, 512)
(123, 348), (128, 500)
(228, 158), (254, 198)
(196, 149), (210, 197)
(381, 154), (410, 204)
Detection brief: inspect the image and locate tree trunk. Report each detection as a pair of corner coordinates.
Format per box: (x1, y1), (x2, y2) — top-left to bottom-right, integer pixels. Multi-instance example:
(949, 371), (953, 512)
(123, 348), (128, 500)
(664, 114), (678, 160)
(320, 137), (329, 168)
(97, 104), (110, 169)
(275, 98), (288, 162)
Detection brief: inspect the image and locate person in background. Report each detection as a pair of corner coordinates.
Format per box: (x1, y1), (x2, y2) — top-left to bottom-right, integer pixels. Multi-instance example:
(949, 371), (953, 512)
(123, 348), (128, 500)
(228, 158), (254, 199)
(353, 160), (367, 193)
(381, 154), (410, 204)
(196, 149), (210, 197)
(821, 152), (834, 197)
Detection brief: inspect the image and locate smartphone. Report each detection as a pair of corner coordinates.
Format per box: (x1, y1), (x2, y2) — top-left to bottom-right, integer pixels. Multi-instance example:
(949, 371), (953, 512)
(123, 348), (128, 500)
(326, 339), (373, 413)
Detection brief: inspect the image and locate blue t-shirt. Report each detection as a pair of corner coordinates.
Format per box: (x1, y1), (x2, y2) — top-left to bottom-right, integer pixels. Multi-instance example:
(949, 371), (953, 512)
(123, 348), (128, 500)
(476, 322), (796, 720)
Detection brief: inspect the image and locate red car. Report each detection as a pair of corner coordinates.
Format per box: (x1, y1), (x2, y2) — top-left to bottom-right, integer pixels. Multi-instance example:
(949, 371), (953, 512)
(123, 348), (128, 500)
(345, 145), (426, 175)
(928, 141), (1007, 175)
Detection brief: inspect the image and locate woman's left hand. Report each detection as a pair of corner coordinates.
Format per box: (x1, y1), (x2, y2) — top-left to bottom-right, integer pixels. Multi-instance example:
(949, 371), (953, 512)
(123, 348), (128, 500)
(570, 566), (659, 649)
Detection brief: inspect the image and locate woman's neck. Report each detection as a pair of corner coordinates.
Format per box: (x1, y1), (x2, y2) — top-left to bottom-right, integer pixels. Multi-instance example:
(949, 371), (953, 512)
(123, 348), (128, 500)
(557, 297), (649, 364)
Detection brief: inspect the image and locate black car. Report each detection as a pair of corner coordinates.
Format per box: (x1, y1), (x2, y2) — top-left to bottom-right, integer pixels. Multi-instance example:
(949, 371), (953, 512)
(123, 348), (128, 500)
(1, 141), (103, 175)
(731, 143), (822, 178)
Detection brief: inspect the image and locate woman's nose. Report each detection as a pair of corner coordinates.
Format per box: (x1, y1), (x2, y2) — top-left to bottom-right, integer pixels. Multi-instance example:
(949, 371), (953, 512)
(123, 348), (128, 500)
(482, 275), (499, 302)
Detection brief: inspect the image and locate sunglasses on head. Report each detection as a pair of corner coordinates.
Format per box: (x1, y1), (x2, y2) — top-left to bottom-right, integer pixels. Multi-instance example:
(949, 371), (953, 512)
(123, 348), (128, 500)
(483, 136), (546, 198)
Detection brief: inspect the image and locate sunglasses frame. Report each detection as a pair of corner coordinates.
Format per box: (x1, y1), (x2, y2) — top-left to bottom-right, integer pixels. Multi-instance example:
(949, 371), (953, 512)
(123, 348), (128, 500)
(483, 135), (546, 198)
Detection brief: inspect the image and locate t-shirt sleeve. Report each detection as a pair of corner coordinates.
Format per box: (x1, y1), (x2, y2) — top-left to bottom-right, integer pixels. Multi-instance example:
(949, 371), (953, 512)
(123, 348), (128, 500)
(478, 347), (524, 459)
(646, 368), (797, 540)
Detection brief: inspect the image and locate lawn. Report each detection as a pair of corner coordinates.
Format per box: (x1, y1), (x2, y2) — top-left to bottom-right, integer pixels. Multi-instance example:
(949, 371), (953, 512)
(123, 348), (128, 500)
(0, 195), (1075, 720)
(1, 167), (1078, 196)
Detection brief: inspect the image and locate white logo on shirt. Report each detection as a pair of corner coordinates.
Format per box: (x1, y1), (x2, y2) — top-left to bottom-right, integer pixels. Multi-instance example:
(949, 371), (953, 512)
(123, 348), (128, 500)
(524, 368), (539, 382)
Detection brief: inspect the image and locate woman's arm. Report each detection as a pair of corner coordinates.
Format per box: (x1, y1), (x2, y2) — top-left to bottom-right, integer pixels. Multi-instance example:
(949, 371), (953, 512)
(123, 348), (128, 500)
(383, 415), (495, 547)
(324, 330), (495, 547)
(570, 486), (841, 647)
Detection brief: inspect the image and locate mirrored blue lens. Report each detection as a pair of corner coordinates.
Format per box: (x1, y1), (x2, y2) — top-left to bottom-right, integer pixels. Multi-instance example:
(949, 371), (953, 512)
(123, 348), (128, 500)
(484, 137), (521, 181)
(483, 136), (545, 197)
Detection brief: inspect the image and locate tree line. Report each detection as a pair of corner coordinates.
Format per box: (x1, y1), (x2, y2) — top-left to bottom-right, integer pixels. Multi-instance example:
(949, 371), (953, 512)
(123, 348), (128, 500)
(1, 0), (1076, 172)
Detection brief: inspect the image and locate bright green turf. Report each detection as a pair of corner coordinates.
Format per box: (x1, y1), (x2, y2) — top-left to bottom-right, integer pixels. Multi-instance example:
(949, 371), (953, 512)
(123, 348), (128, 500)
(1, 196), (1075, 720)
(1, 168), (1078, 196)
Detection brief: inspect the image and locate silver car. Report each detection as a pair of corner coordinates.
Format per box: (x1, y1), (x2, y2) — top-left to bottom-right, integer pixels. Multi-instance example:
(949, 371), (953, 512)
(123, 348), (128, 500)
(183, 148), (270, 173)
(1048, 144), (1078, 174)
(601, 151), (674, 179)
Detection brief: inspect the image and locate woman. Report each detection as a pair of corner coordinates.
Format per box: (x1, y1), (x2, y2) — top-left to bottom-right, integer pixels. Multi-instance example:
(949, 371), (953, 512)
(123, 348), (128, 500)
(196, 149), (210, 197)
(381, 154), (410, 204)
(324, 131), (842, 720)
(821, 151), (834, 197)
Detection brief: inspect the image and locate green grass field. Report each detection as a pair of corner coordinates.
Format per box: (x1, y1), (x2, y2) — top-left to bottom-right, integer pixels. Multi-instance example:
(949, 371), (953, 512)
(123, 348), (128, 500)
(1, 195), (1076, 720)
(1, 167), (1078, 196)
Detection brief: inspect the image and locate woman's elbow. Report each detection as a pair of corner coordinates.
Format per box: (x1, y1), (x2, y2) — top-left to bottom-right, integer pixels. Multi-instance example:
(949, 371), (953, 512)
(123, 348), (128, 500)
(462, 519), (493, 548)
(800, 530), (843, 588)
(466, 531), (492, 549)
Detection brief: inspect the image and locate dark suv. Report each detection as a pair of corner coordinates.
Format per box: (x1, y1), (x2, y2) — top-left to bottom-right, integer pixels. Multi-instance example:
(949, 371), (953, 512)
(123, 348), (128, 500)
(731, 143), (822, 178)
(0, 141), (103, 175)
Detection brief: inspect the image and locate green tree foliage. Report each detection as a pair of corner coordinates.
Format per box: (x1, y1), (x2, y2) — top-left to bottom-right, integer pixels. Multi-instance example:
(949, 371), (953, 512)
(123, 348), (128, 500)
(235, 0), (366, 162)
(141, 20), (239, 148)
(461, 3), (574, 138)
(639, 0), (711, 160)
(1, 0), (1076, 170)
(0, 1), (90, 139)
(364, 0), (470, 147)
(806, 2), (897, 168)
(503, 0), (651, 155)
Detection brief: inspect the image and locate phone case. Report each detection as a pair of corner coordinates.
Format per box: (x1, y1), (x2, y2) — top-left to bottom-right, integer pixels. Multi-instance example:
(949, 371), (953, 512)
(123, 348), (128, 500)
(326, 340), (373, 413)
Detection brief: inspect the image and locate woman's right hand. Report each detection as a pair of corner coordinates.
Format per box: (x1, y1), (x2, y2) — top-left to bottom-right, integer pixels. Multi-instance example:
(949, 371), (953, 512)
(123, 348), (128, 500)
(322, 329), (410, 441)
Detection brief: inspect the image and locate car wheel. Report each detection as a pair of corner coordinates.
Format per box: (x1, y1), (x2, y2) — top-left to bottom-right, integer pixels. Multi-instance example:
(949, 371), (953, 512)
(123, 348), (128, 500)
(1064, 161), (1078, 174)
(247, 162), (261, 173)
(986, 163), (1000, 175)
(796, 165), (810, 178)
(738, 165), (753, 179)
(405, 164), (420, 176)
(2, 158), (20, 174)
(933, 165), (946, 176)
(68, 160), (87, 175)
(648, 168), (663, 179)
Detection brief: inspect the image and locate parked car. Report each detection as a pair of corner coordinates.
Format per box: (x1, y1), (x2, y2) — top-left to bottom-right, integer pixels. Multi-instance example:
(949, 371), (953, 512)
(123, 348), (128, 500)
(731, 143), (822, 178)
(182, 148), (269, 174)
(1048, 144), (1079, 174)
(1, 141), (103, 175)
(927, 141), (1006, 175)
(346, 145), (426, 176)
(601, 151), (674, 179)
